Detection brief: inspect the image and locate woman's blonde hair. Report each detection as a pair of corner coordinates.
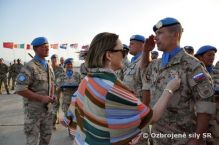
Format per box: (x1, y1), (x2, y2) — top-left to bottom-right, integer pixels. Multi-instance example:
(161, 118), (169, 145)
(85, 32), (119, 68)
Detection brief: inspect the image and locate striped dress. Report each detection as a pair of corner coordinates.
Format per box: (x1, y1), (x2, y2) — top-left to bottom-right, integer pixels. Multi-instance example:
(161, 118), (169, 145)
(62, 68), (153, 145)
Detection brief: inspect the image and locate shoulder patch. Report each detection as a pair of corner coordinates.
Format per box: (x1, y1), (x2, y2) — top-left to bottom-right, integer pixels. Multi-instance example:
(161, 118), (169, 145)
(193, 73), (206, 82)
(18, 74), (26, 82)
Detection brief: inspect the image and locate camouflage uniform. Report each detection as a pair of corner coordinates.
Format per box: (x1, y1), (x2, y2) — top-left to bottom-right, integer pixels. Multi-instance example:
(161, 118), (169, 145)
(123, 55), (142, 97)
(115, 56), (130, 80)
(0, 63), (10, 94)
(57, 68), (80, 115)
(208, 61), (219, 145)
(12, 63), (24, 90)
(142, 49), (216, 145)
(52, 65), (65, 126)
(16, 58), (55, 145)
(79, 62), (88, 80)
(8, 63), (16, 89)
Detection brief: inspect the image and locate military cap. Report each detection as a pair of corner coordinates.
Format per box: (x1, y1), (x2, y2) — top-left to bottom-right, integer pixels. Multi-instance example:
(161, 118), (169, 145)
(123, 44), (130, 51)
(130, 35), (145, 42)
(184, 46), (194, 51)
(153, 17), (181, 32)
(151, 51), (159, 55)
(64, 58), (73, 65)
(51, 54), (58, 59)
(195, 45), (217, 56)
(17, 58), (21, 61)
(31, 37), (48, 47)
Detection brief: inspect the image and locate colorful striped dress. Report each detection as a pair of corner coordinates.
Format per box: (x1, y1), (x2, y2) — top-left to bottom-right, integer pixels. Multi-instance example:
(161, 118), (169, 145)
(62, 68), (153, 145)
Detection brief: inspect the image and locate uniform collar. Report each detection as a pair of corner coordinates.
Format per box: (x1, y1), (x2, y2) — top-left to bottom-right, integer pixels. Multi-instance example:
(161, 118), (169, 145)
(161, 47), (182, 67)
(34, 55), (48, 69)
(131, 52), (142, 63)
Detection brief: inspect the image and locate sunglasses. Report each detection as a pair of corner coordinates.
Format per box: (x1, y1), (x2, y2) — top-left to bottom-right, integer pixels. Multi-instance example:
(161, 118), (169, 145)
(108, 49), (126, 58)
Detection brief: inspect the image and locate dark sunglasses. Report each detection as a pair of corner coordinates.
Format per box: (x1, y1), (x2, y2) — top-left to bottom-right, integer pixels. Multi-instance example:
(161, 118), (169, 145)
(108, 49), (126, 58)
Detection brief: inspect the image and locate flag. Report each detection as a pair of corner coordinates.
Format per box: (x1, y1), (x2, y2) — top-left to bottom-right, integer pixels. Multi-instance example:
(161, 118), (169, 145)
(17, 44), (25, 49)
(70, 43), (78, 49)
(50, 44), (59, 49)
(26, 44), (31, 50)
(3, 42), (14, 49)
(81, 45), (89, 50)
(60, 43), (68, 49)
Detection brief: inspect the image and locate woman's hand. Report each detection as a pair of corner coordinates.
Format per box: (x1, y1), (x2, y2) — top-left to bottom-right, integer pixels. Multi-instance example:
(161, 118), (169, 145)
(165, 75), (181, 92)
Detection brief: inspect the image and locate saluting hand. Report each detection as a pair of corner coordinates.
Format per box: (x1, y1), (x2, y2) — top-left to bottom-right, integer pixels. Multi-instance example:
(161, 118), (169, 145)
(143, 35), (155, 52)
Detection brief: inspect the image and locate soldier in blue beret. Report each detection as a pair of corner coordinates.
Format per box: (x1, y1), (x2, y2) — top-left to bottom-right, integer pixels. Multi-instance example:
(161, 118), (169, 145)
(123, 34), (145, 96)
(16, 36), (55, 145)
(195, 45), (217, 73)
(184, 46), (194, 55)
(195, 45), (218, 145)
(141, 17), (216, 145)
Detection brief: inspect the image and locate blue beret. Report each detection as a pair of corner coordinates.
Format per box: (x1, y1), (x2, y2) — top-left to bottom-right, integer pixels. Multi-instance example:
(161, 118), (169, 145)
(123, 44), (129, 50)
(64, 58), (73, 65)
(31, 37), (48, 47)
(184, 46), (194, 51)
(195, 45), (217, 56)
(151, 51), (158, 55)
(130, 35), (145, 42)
(153, 17), (181, 32)
(51, 54), (58, 59)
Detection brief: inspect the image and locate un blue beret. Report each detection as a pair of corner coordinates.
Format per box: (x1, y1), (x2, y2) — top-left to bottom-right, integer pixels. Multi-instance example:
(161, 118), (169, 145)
(184, 46), (194, 51)
(195, 45), (217, 56)
(31, 37), (48, 47)
(123, 44), (130, 51)
(51, 54), (58, 59)
(64, 58), (73, 65)
(130, 35), (145, 42)
(151, 51), (158, 55)
(153, 17), (181, 32)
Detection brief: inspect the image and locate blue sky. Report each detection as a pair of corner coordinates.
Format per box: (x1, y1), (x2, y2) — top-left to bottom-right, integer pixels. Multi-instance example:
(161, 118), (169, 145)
(0, 0), (219, 65)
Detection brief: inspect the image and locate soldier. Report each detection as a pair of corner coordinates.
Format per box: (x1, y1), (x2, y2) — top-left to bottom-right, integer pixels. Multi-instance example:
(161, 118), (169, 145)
(115, 44), (130, 80)
(57, 58), (80, 115)
(195, 45), (219, 145)
(151, 50), (159, 60)
(0, 58), (10, 94)
(123, 35), (145, 98)
(184, 46), (194, 55)
(8, 59), (16, 88)
(59, 57), (65, 68)
(50, 54), (65, 130)
(142, 17), (216, 145)
(12, 59), (24, 90)
(16, 37), (55, 145)
(79, 47), (89, 80)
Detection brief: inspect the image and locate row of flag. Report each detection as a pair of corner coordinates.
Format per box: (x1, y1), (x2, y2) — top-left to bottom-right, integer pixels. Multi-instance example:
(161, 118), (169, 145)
(2, 42), (89, 50)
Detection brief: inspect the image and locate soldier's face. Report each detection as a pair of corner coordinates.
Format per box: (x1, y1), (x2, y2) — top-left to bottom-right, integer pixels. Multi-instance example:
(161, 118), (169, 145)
(66, 63), (73, 69)
(199, 50), (216, 66)
(129, 41), (143, 55)
(36, 44), (49, 58)
(155, 27), (175, 52)
(0, 60), (2, 64)
(51, 58), (58, 65)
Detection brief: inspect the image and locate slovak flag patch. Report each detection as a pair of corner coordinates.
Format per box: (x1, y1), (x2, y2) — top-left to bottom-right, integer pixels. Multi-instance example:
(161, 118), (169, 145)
(193, 73), (206, 82)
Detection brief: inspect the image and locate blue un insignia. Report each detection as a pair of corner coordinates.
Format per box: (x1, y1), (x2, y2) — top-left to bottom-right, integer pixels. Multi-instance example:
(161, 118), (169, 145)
(18, 74), (26, 82)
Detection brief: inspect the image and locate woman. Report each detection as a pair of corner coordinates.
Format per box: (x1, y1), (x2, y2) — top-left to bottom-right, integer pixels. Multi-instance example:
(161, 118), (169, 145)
(62, 32), (181, 145)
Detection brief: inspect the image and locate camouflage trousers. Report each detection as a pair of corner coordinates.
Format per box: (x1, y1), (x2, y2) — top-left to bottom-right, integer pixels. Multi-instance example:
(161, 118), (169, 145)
(0, 75), (9, 94)
(52, 88), (62, 125)
(207, 107), (219, 145)
(62, 88), (77, 115)
(11, 75), (18, 90)
(24, 103), (53, 145)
